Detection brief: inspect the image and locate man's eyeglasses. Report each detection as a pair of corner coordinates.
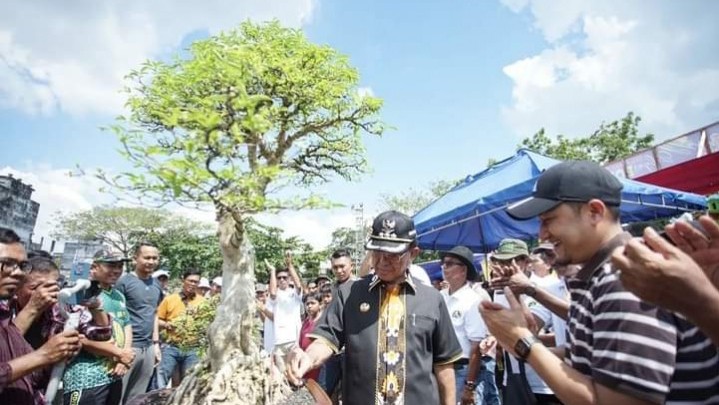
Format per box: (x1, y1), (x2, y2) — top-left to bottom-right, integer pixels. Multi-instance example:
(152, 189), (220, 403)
(441, 260), (464, 269)
(373, 250), (410, 264)
(0, 258), (32, 274)
(277, 275), (289, 280)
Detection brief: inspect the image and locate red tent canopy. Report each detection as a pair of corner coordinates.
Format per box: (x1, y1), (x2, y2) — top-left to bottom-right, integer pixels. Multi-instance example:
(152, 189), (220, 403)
(636, 152), (719, 195)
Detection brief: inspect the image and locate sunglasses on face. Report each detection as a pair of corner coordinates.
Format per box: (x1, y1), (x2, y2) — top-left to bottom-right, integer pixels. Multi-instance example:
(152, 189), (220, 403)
(277, 275), (288, 280)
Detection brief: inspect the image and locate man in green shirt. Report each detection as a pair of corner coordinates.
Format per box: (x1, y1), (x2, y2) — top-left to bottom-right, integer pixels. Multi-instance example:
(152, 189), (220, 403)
(63, 250), (135, 405)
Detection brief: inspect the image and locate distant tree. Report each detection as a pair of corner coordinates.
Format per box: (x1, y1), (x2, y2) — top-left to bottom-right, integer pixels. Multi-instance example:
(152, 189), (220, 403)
(327, 226), (362, 257)
(102, 20), (384, 403)
(52, 206), (172, 257)
(379, 179), (458, 216)
(520, 112), (654, 163)
(246, 219), (326, 282)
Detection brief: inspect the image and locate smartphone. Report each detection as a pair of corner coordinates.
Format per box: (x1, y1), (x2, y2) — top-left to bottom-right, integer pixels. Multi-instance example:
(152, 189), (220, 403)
(75, 280), (102, 305)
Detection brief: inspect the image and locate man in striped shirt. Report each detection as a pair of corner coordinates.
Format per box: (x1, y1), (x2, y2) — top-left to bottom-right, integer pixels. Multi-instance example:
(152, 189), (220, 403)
(481, 160), (719, 404)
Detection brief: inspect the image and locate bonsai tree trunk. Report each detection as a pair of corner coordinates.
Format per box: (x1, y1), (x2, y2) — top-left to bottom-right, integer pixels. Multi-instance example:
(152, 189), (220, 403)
(208, 210), (258, 367)
(169, 211), (292, 404)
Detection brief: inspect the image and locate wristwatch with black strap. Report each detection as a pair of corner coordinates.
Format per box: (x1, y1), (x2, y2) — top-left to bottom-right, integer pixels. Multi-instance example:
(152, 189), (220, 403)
(514, 334), (542, 361)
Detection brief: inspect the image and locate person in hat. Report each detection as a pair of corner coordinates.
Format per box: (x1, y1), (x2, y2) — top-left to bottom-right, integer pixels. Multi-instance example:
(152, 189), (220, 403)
(61, 249), (135, 405)
(314, 275), (331, 290)
(288, 210), (462, 405)
(197, 277), (211, 297)
(438, 246), (494, 405)
(152, 270), (170, 295)
(255, 283), (274, 353)
(481, 160), (719, 404)
(210, 276), (222, 297)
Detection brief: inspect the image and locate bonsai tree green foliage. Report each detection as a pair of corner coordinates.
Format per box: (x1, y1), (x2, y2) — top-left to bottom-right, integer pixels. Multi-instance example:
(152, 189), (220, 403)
(102, 20), (384, 404)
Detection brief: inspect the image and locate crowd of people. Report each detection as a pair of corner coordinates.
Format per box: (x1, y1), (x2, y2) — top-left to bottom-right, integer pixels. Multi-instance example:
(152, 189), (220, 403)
(1, 159), (718, 405)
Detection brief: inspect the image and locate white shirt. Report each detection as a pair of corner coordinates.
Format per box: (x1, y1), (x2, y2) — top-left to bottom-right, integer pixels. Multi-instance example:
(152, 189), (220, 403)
(441, 283), (488, 359)
(263, 298), (275, 353)
(409, 264), (432, 287)
(529, 276), (569, 348)
(272, 288), (302, 345)
(496, 291), (554, 395)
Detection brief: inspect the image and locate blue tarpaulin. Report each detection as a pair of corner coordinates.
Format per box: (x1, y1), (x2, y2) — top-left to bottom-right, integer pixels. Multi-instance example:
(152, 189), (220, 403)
(413, 149), (708, 252)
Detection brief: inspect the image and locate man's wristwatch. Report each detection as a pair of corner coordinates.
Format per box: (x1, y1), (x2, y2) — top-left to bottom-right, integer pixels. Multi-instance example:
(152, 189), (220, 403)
(464, 380), (477, 390)
(524, 281), (538, 297)
(514, 335), (541, 361)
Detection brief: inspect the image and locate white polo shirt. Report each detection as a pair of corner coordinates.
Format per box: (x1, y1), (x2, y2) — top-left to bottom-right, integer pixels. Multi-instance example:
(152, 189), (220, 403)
(441, 283), (488, 359)
(272, 287), (302, 346)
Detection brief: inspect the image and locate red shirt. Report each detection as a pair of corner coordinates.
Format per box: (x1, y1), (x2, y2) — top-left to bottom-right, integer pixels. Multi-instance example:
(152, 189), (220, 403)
(299, 316), (320, 381)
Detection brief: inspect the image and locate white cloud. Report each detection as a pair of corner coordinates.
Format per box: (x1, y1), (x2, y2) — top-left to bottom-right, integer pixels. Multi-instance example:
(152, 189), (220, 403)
(2, 165), (351, 252)
(0, 0), (316, 116)
(500, 0), (719, 140)
(258, 210), (357, 250)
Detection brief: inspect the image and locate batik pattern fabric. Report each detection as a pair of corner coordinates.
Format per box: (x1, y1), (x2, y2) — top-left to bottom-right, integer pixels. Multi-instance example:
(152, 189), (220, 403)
(375, 284), (406, 405)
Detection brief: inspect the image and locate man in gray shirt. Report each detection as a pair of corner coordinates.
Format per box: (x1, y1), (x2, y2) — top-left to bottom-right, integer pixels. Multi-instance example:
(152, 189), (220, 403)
(115, 242), (163, 404)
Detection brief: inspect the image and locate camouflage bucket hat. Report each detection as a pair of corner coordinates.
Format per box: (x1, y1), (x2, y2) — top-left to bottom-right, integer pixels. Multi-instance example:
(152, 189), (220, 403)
(492, 238), (529, 260)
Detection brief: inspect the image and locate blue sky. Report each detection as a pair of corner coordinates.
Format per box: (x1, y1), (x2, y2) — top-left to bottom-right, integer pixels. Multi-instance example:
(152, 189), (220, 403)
(1, 0), (718, 249)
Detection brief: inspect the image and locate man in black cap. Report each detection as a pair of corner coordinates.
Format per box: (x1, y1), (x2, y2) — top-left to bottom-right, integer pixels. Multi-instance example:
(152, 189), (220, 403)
(438, 246), (491, 405)
(480, 161), (719, 404)
(287, 210), (462, 405)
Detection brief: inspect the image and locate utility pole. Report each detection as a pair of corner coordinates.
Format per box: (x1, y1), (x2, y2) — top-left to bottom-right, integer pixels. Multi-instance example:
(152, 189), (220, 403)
(351, 203), (364, 267)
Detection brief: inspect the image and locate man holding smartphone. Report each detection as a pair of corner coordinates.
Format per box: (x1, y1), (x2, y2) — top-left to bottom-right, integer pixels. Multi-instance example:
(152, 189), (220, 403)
(62, 249), (135, 405)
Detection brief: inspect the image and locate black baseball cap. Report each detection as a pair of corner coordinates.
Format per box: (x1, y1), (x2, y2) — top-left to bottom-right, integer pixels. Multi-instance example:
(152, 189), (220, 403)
(507, 161), (623, 220)
(365, 210), (417, 254)
(93, 249), (130, 263)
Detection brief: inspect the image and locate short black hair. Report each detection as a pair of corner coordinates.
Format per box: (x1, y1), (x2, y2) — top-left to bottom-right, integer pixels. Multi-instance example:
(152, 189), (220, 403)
(0, 227), (21, 244)
(182, 268), (202, 279)
(319, 284), (332, 294)
(28, 250), (53, 260)
(276, 268), (290, 276)
(331, 248), (352, 260)
(28, 257), (59, 275)
(133, 241), (159, 256)
(303, 292), (322, 304)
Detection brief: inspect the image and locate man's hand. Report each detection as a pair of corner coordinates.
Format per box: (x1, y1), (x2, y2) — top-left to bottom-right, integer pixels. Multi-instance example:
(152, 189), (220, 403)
(82, 296), (102, 311)
(111, 363), (128, 377)
(27, 281), (59, 313)
(612, 226), (713, 314)
(479, 335), (497, 356)
(38, 330), (82, 364)
(479, 288), (533, 357)
(117, 347), (135, 366)
(284, 250), (294, 268)
(664, 215), (719, 288)
(460, 386), (476, 405)
(265, 259), (276, 273)
(490, 268), (532, 296)
(154, 343), (162, 365)
(286, 347), (312, 386)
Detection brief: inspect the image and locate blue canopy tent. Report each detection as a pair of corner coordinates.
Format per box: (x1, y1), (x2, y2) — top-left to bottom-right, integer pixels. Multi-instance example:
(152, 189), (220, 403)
(413, 149), (708, 252)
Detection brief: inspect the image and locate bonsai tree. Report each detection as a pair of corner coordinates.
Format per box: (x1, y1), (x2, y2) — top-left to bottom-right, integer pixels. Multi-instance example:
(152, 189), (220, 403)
(103, 20), (384, 404)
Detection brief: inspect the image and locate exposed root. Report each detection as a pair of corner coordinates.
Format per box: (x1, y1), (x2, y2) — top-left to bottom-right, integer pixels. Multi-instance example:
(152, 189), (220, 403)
(168, 352), (292, 405)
